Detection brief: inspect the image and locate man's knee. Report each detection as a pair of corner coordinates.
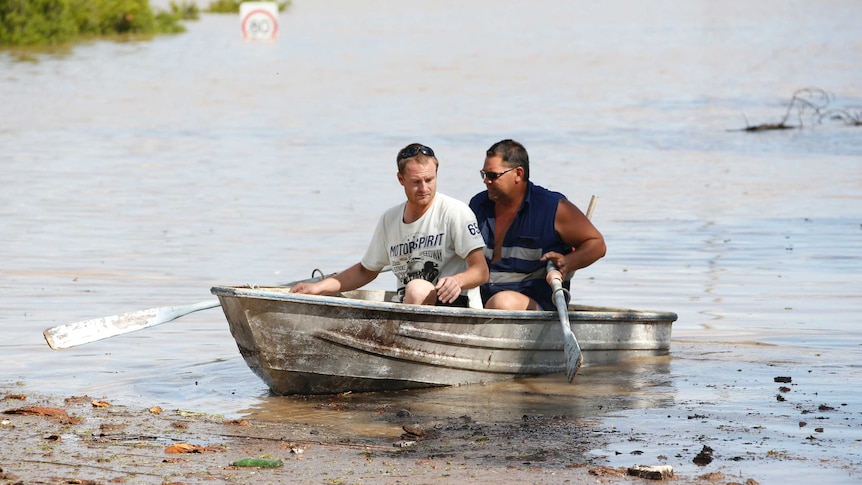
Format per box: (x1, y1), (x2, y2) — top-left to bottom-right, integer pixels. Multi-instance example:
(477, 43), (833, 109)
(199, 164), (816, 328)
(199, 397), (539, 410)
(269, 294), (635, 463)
(403, 279), (436, 305)
(485, 290), (540, 311)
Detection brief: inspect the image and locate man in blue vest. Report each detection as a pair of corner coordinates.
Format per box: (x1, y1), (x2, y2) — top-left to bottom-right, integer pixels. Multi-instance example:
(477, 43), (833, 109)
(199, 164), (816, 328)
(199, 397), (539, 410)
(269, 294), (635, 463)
(469, 139), (606, 310)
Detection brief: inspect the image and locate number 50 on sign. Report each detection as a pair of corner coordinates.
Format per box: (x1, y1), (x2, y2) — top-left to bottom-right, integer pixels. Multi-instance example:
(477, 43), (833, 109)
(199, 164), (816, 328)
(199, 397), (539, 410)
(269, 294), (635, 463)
(240, 2), (279, 41)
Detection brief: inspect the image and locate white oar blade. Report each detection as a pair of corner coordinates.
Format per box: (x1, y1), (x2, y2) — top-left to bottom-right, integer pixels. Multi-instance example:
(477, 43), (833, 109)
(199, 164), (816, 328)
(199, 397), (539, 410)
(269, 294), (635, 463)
(563, 331), (583, 382)
(42, 272), (338, 351)
(43, 300), (220, 350)
(547, 261), (583, 382)
(555, 294), (583, 382)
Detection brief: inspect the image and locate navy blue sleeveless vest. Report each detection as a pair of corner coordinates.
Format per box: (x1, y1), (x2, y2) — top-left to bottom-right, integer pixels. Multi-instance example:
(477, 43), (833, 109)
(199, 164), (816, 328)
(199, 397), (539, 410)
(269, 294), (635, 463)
(469, 182), (571, 310)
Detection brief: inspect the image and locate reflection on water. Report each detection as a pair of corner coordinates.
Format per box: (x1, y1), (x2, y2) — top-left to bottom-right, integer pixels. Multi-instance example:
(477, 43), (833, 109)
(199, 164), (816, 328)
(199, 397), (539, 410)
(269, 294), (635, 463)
(240, 356), (674, 437)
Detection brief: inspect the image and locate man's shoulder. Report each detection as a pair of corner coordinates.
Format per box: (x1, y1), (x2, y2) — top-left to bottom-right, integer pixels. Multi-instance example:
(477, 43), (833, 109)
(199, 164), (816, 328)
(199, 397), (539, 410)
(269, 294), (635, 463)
(433, 193), (481, 228)
(468, 190), (490, 209)
(380, 201), (406, 222)
(435, 192), (472, 210)
(528, 182), (567, 203)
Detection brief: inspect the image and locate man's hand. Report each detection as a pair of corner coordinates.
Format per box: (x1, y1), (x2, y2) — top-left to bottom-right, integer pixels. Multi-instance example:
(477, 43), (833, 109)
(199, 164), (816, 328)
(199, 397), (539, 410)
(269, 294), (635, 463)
(435, 276), (463, 304)
(289, 281), (320, 295)
(541, 251), (571, 275)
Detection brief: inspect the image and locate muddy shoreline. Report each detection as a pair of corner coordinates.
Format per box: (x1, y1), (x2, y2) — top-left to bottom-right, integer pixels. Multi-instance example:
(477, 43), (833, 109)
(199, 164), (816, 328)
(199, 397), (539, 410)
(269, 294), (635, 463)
(0, 383), (789, 484)
(4, 340), (862, 484)
(0, 389), (643, 484)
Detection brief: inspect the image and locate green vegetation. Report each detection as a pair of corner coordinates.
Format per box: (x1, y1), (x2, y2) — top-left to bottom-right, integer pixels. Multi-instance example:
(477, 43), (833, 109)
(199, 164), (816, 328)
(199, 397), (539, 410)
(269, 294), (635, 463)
(0, 0), (198, 46)
(206, 0), (291, 14)
(0, 0), (294, 48)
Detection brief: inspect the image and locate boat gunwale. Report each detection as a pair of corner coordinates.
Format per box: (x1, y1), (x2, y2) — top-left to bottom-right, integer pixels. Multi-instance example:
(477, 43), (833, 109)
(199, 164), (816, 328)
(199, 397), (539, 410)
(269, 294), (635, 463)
(210, 285), (679, 323)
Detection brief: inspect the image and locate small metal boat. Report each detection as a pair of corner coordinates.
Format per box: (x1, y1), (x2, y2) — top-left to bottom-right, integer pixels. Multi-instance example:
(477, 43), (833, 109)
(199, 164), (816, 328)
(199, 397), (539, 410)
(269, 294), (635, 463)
(211, 285), (677, 395)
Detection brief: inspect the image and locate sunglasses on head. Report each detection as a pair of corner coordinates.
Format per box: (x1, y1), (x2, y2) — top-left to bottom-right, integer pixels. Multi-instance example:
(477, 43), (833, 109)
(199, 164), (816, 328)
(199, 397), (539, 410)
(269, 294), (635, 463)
(398, 144), (435, 161)
(479, 166), (519, 181)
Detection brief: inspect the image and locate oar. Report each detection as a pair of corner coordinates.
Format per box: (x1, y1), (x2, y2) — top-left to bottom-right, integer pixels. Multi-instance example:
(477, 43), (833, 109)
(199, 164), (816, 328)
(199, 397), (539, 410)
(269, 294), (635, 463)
(43, 270), (334, 350)
(43, 265), (395, 350)
(545, 195), (597, 382)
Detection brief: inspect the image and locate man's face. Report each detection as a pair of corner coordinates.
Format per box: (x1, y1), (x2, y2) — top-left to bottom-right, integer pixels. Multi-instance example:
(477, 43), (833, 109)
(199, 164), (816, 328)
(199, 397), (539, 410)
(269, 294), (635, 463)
(398, 160), (437, 207)
(482, 155), (519, 202)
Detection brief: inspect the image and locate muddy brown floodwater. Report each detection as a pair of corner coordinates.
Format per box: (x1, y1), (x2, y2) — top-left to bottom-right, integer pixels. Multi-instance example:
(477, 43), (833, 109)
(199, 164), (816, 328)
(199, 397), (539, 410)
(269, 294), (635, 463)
(2, 1), (861, 484)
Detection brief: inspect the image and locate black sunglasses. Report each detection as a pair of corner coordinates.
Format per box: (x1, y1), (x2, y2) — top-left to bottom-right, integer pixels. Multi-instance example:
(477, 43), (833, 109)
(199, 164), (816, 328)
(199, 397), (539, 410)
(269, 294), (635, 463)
(479, 166), (519, 181)
(398, 144), (435, 160)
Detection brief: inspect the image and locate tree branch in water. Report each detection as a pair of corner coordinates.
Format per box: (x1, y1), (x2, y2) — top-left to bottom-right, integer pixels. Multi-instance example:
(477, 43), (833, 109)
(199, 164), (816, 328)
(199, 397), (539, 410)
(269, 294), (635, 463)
(731, 88), (860, 132)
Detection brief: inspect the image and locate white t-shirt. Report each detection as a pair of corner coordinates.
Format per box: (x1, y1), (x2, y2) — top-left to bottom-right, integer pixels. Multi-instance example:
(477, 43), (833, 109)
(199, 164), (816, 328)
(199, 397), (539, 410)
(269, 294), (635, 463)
(361, 193), (485, 308)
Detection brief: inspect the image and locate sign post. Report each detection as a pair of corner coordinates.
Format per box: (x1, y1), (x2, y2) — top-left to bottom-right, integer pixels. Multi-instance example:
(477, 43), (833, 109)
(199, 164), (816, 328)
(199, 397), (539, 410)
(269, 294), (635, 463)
(239, 2), (279, 41)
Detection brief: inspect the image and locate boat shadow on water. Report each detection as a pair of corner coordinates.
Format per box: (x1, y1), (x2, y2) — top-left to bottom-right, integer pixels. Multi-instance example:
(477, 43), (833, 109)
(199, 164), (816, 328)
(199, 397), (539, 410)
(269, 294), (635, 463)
(237, 355), (676, 438)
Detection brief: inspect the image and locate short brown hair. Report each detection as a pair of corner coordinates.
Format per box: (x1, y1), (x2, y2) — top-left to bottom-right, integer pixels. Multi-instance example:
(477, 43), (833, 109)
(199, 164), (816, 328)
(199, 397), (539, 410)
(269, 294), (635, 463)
(396, 143), (439, 173)
(486, 139), (530, 180)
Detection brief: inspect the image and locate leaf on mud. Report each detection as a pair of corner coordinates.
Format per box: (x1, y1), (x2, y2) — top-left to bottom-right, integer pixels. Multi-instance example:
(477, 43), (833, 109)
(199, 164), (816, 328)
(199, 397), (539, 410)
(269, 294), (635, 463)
(149, 406), (163, 415)
(170, 444), (199, 453)
(165, 443), (204, 454)
(224, 419), (251, 426)
(176, 409), (207, 417)
(3, 406), (69, 418)
(165, 443), (223, 454)
(2, 394), (26, 400)
(91, 400), (111, 408)
(402, 424), (425, 437)
(99, 423), (127, 432)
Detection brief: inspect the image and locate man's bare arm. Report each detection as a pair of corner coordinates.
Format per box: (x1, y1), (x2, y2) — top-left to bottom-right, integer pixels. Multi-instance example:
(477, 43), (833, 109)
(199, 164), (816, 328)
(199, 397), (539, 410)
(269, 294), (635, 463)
(291, 262), (379, 295)
(546, 199), (606, 275)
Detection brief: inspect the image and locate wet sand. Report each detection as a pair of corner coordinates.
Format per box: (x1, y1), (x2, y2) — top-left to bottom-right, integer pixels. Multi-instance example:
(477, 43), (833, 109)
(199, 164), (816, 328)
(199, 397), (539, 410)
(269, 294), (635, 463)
(0, 388), (629, 484)
(0, 388), (745, 485)
(3, 340), (859, 484)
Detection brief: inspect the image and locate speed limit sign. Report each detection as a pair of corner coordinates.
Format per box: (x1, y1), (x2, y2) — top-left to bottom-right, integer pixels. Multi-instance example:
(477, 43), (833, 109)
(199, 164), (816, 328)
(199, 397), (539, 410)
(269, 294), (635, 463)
(240, 2), (279, 41)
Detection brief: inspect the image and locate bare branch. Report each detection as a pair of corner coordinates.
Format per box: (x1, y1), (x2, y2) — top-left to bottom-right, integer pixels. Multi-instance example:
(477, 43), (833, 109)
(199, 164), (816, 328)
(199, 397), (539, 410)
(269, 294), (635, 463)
(731, 88), (858, 132)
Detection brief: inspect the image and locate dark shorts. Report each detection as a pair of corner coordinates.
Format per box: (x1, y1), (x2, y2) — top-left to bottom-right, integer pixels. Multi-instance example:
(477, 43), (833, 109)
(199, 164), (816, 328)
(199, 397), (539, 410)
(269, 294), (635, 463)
(481, 281), (568, 311)
(436, 295), (470, 308)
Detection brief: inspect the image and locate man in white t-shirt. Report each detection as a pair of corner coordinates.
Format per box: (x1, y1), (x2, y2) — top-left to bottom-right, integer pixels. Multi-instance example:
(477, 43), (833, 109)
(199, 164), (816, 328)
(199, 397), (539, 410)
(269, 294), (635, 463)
(290, 143), (489, 308)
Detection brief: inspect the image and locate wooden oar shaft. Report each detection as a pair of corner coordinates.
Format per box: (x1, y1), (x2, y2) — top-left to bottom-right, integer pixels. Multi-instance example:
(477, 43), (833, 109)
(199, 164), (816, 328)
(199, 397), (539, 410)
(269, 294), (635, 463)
(585, 195), (597, 219)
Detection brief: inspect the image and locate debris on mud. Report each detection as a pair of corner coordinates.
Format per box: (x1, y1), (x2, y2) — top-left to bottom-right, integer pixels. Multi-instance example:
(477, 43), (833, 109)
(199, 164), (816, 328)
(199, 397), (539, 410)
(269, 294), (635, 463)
(628, 464), (674, 480)
(692, 445), (714, 465)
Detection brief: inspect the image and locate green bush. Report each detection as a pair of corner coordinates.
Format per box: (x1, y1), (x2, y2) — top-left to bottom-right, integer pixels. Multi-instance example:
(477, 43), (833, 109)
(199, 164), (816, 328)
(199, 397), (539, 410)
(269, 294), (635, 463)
(85, 0), (156, 35)
(0, 0), (189, 46)
(206, 0), (291, 14)
(170, 1), (199, 21)
(0, 0), (79, 45)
